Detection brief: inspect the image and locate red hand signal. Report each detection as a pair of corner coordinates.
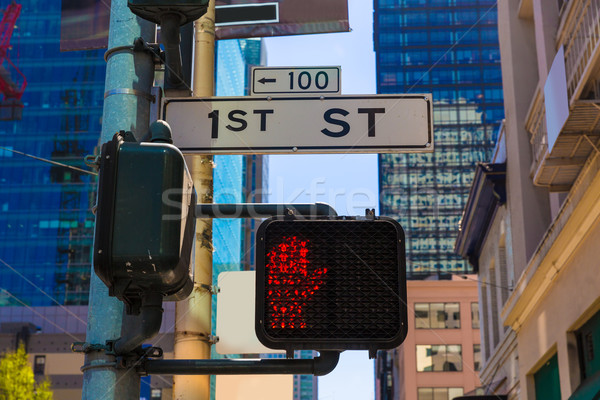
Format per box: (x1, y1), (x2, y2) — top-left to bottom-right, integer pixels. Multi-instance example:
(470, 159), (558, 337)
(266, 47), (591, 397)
(265, 236), (327, 329)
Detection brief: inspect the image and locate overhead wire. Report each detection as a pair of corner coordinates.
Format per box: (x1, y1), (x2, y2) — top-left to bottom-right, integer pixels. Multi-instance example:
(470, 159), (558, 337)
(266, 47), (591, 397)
(0, 257), (87, 326)
(0, 145), (97, 176)
(0, 1), (505, 395)
(1, 289), (83, 342)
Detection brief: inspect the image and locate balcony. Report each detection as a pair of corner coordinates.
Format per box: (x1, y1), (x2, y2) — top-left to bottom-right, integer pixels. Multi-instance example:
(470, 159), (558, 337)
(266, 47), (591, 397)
(526, 0), (600, 191)
(560, 0), (600, 101)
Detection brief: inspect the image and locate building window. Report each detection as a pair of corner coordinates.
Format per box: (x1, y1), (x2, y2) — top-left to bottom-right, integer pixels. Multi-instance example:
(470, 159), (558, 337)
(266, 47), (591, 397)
(576, 308), (600, 382)
(417, 387), (464, 400)
(416, 345), (463, 372)
(150, 389), (162, 399)
(474, 344), (481, 371)
(471, 302), (480, 329)
(34, 355), (45, 375)
(415, 303), (461, 329)
(534, 353), (561, 400)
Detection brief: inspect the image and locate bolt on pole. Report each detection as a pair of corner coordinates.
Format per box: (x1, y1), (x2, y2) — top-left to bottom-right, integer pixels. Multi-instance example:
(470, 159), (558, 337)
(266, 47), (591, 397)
(173, 1), (216, 399)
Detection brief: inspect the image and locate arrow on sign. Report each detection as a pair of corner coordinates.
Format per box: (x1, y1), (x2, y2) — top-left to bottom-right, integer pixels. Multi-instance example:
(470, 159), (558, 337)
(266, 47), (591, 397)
(258, 77), (277, 85)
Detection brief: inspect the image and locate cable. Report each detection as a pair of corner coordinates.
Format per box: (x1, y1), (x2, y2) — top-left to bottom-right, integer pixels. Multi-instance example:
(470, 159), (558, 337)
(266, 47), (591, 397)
(341, 1), (500, 156)
(344, 243), (482, 378)
(1, 289), (83, 342)
(459, 274), (513, 291)
(0, 145), (97, 176)
(407, 2), (499, 93)
(0, 257), (87, 326)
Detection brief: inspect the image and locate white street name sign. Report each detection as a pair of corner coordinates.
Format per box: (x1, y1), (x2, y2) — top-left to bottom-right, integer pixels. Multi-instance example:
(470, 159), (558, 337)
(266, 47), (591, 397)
(251, 66), (341, 95)
(162, 94), (433, 154)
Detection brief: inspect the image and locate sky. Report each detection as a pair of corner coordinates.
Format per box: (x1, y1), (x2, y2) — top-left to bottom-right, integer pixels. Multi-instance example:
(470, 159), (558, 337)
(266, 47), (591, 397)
(263, 1), (379, 398)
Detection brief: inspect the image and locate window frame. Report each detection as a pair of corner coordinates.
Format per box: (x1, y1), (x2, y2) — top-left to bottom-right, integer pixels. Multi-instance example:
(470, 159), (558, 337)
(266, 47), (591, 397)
(416, 344), (463, 372)
(414, 302), (462, 329)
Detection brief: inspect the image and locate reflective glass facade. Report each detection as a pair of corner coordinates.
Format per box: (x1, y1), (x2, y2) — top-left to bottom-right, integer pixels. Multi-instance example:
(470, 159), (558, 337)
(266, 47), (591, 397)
(374, 0), (504, 276)
(212, 37), (265, 319)
(0, 0), (104, 306)
(0, 6), (264, 307)
(0, 4), (269, 398)
(214, 37), (314, 400)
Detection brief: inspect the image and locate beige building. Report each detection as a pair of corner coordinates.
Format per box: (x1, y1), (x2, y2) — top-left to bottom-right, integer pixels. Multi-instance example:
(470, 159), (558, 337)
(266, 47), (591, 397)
(376, 276), (482, 400)
(456, 0), (600, 398)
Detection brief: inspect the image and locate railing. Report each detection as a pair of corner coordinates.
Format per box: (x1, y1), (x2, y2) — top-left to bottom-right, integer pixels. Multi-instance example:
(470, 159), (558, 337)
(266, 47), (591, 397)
(523, 0), (600, 187)
(525, 86), (548, 171)
(557, 0), (600, 101)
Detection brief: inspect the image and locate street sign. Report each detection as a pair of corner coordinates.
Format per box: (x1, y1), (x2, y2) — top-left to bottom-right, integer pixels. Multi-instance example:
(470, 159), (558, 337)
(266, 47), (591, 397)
(162, 94), (433, 154)
(61, 0), (349, 51)
(214, 0), (349, 40)
(216, 3), (279, 27)
(251, 66), (341, 96)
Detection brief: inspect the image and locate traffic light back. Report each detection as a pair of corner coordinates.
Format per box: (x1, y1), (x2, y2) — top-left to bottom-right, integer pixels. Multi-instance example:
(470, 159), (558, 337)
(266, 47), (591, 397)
(93, 133), (196, 314)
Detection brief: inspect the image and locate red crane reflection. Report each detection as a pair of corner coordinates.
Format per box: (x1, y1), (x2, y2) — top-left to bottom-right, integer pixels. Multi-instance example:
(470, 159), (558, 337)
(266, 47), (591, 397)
(0, 3), (25, 98)
(265, 236), (327, 329)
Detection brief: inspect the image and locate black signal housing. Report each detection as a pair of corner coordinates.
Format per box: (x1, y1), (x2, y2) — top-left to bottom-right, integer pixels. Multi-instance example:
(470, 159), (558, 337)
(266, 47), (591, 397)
(255, 216), (408, 356)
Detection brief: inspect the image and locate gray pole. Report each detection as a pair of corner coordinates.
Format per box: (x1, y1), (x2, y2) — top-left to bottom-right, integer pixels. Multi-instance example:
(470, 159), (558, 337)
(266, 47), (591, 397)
(81, 0), (155, 398)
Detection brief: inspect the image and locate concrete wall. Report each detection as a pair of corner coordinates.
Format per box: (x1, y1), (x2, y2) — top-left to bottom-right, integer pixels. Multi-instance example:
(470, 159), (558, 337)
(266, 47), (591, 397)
(497, 0), (552, 281)
(517, 215), (600, 399)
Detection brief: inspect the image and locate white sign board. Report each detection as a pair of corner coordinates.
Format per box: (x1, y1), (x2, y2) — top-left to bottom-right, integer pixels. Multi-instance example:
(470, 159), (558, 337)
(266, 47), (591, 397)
(544, 45), (569, 154)
(251, 66), (341, 95)
(216, 271), (285, 355)
(216, 375), (293, 400)
(162, 94), (433, 154)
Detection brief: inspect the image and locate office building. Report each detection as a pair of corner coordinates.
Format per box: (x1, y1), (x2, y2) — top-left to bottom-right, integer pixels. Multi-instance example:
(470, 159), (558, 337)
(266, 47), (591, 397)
(373, 1), (503, 399)
(375, 0), (504, 277)
(456, 0), (600, 398)
(375, 277), (482, 400)
(0, 0), (101, 308)
(0, 1), (266, 398)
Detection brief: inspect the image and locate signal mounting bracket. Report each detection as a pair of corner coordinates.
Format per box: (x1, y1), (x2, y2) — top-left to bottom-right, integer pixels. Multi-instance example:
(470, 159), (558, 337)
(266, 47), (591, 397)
(138, 350), (341, 376)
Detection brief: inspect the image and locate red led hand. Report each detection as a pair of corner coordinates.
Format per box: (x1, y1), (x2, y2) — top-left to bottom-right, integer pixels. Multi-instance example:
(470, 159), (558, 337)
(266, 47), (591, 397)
(265, 236), (327, 329)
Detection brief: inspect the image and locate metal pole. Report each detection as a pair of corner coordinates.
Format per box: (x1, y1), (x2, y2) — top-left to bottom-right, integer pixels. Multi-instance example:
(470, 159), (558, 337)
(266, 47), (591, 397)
(81, 0), (155, 397)
(173, 1), (215, 399)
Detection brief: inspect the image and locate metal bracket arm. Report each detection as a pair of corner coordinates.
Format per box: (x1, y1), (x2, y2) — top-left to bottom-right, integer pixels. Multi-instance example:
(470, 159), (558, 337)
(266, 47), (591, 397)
(195, 202), (338, 219)
(139, 351), (340, 376)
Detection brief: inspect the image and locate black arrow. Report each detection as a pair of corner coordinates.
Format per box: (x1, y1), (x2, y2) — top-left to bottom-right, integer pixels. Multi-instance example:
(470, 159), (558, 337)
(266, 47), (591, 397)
(258, 77), (277, 85)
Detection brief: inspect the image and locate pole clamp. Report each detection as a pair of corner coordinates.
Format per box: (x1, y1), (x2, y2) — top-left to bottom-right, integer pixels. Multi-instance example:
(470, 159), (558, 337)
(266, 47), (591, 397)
(119, 347), (164, 370)
(71, 342), (111, 353)
(104, 88), (155, 103)
(104, 38), (164, 65)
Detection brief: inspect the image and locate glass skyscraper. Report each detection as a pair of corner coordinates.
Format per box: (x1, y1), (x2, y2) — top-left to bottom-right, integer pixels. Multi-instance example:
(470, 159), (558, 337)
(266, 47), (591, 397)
(0, 1), (266, 397)
(0, 1), (262, 308)
(0, 0), (103, 306)
(374, 0), (504, 276)
(212, 37), (265, 340)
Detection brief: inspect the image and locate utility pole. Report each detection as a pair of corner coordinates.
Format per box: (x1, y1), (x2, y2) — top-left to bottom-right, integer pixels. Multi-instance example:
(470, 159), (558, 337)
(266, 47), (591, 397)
(81, 0), (155, 398)
(173, 2), (215, 399)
